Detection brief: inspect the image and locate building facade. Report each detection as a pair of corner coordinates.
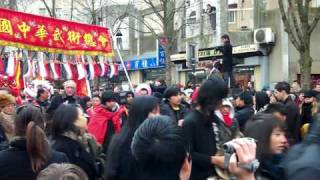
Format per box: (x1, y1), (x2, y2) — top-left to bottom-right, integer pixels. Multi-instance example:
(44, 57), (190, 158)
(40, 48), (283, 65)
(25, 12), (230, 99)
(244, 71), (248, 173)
(171, 0), (320, 90)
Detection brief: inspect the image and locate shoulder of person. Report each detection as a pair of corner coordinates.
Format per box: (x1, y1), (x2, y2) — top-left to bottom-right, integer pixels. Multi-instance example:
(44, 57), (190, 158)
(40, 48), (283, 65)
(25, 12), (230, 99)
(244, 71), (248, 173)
(49, 149), (69, 163)
(183, 110), (203, 124)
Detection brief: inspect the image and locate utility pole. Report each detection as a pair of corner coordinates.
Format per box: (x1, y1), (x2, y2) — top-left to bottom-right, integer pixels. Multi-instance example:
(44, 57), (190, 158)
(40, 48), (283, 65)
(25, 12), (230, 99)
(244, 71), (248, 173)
(216, 0), (228, 46)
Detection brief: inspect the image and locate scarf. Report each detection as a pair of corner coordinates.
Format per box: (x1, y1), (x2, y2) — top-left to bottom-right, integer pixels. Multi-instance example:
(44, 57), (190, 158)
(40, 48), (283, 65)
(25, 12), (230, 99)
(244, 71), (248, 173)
(222, 114), (232, 127)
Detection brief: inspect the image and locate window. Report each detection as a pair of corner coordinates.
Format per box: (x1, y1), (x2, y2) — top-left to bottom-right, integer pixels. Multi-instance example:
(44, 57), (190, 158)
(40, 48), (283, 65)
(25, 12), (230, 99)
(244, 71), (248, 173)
(116, 31), (123, 50)
(188, 11), (196, 24)
(228, 4), (237, 23)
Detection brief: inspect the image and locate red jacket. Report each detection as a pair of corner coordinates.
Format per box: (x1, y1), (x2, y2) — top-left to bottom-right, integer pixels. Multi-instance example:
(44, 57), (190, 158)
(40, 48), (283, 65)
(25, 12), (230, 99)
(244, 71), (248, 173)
(87, 105), (126, 144)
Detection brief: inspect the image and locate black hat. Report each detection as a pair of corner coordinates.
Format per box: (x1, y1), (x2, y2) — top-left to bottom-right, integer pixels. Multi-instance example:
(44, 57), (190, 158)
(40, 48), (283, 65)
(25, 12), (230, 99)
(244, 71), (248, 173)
(101, 90), (117, 104)
(163, 87), (180, 100)
(304, 90), (317, 98)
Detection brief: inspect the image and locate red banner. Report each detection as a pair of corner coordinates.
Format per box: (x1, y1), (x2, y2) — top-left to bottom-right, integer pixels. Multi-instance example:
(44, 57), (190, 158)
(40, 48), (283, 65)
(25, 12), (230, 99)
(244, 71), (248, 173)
(0, 8), (113, 56)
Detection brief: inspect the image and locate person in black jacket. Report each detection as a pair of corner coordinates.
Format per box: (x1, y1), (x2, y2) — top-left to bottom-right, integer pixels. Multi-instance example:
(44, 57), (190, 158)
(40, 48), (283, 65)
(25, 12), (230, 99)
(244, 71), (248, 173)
(235, 91), (255, 131)
(217, 34), (234, 87)
(0, 105), (68, 180)
(160, 87), (189, 126)
(182, 76), (228, 180)
(106, 96), (160, 180)
(274, 81), (301, 144)
(51, 104), (98, 179)
(151, 78), (167, 94)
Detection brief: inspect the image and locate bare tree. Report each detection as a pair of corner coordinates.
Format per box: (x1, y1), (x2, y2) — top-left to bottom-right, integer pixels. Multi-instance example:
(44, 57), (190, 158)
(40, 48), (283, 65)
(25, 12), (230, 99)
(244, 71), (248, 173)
(278, 0), (320, 89)
(41, 0), (56, 17)
(74, 0), (108, 25)
(128, 0), (186, 85)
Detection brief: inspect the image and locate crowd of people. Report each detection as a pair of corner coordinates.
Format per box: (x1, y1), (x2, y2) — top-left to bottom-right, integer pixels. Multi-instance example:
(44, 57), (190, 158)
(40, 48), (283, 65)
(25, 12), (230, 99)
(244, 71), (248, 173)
(0, 75), (320, 180)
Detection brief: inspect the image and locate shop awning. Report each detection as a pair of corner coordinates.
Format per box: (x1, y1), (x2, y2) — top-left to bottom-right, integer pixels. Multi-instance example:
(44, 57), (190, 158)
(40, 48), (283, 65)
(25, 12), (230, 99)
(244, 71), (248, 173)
(171, 44), (263, 63)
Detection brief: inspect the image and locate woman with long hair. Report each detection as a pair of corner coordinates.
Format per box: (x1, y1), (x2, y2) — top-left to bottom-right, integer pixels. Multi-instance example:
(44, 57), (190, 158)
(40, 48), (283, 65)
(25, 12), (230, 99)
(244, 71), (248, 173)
(244, 113), (288, 180)
(182, 76), (229, 180)
(0, 105), (68, 179)
(106, 96), (160, 180)
(51, 104), (98, 179)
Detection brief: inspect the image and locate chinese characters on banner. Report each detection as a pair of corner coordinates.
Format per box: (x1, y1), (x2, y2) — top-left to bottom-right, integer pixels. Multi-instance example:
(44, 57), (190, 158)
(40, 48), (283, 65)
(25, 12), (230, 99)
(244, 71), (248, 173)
(0, 8), (113, 56)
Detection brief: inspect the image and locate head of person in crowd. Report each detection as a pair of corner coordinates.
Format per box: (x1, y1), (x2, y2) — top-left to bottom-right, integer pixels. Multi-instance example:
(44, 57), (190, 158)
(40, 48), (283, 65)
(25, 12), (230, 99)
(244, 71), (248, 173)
(245, 113), (288, 159)
(106, 96), (160, 179)
(235, 91), (254, 108)
(63, 80), (76, 97)
(140, 88), (149, 96)
(15, 105), (50, 172)
(131, 115), (191, 180)
(125, 91), (135, 106)
(51, 104), (87, 137)
(264, 102), (287, 122)
(205, 63), (214, 75)
(197, 76), (228, 115)
(113, 85), (122, 94)
(163, 87), (182, 107)
(92, 88), (100, 97)
(216, 99), (235, 127)
(37, 163), (88, 180)
(92, 95), (101, 107)
(313, 82), (320, 93)
(0, 94), (16, 139)
(37, 88), (50, 102)
(101, 90), (119, 111)
(274, 81), (291, 102)
(135, 83), (152, 96)
(0, 94), (16, 116)
(244, 113), (288, 179)
(221, 34), (230, 44)
(79, 96), (91, 111)
(155, 78), (166, 87)
(291, 80), (301, 94)
(255, 91), (270, 112)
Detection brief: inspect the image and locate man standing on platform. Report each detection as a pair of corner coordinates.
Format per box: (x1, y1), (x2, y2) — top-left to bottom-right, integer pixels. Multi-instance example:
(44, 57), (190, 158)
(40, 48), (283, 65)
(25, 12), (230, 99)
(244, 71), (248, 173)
(217, 34), (234, 88)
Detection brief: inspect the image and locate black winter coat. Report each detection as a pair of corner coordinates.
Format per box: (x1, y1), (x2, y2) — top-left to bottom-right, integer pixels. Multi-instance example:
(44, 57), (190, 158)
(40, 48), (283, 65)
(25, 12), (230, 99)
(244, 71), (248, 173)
(282, 97), (301, 144)
(0, 138), (68, 180)
(51, 135), (98, 179)
(235, 105), (255, 131)
(218, 42), (233, 72)
(182, 110), (219, 180)
(160, 102), (189, 123)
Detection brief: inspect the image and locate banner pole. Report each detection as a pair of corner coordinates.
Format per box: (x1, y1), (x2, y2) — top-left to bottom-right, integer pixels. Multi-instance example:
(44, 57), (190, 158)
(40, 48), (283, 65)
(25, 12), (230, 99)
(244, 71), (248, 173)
(110, 33), (134, 92)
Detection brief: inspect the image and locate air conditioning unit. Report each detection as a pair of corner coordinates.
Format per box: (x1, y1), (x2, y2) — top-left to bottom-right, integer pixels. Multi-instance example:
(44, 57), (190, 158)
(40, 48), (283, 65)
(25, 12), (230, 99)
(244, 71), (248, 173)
(254, 28), (275, 44)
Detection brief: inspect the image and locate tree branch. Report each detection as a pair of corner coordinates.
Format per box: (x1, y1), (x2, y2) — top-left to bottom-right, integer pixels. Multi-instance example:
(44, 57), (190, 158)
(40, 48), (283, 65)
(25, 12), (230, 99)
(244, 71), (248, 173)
(41, 0), (53, 17)
(143, 0), (164, 22)
(278, 0), (302, 50)
(309, 7), (320, 34)
(287, 0), (304, 44)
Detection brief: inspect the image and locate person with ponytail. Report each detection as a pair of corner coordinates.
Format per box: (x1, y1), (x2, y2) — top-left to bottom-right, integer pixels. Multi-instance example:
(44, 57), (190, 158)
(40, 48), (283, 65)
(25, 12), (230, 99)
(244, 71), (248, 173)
(0, 105), (68, 179)
(51, 104), (99, 179)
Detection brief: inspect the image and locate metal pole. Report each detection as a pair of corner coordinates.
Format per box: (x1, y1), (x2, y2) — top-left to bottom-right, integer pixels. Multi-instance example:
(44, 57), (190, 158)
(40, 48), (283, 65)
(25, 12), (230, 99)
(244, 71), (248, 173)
(110, 33), (134, 92)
